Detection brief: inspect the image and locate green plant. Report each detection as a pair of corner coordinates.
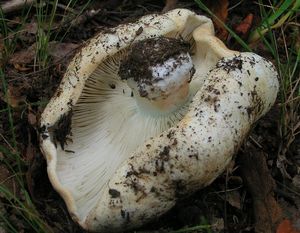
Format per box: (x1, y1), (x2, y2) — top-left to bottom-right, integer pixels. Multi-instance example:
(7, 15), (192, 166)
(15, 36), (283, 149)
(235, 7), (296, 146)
(0, 1), (91, 232)
(0, 68), (51, 232)
(34, 0), (58, 70)
(171, 217), (212, 233)
(192, 0), (300, 230)
(253, 0), (300, 151)
(249, 0), (300, 43)
(0, 4), (32, 66)
(194, 0), (252, 51)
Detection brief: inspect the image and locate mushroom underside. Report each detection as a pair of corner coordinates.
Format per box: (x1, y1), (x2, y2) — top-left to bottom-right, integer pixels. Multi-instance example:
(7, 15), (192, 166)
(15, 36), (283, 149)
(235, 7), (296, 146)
(54, 38), (202, 221)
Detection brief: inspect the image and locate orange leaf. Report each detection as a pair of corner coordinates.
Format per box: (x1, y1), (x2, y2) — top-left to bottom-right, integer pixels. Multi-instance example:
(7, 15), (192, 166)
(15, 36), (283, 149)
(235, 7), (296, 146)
(211, 0), (229, 40)
(235, 13), (254, 36)
(277, 219), (300, 233)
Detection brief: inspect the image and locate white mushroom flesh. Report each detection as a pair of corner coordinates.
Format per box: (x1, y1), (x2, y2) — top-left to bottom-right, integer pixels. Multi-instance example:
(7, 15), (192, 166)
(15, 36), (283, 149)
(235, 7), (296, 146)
(127, 52), (194, 114)
(39, 9), (279, 233)
(55, 49), (198, 221)
(85, 53), (279, 232)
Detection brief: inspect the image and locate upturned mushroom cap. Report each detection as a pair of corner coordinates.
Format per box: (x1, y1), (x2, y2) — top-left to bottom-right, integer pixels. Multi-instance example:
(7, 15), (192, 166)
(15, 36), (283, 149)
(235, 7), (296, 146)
(40, 9), (279, 232)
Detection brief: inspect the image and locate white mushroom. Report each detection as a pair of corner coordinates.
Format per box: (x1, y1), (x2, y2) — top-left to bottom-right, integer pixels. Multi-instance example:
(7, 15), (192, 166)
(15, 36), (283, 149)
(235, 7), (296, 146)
(39, 9), (279, 232)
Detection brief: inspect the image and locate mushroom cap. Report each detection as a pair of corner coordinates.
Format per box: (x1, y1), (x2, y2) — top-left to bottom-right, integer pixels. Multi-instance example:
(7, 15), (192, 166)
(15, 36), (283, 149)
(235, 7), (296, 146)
(40, 9), (279, 232)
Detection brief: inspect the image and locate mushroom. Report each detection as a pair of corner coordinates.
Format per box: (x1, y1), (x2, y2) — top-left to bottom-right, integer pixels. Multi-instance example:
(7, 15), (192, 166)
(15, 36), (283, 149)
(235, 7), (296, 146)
(40, 9), (279, 232)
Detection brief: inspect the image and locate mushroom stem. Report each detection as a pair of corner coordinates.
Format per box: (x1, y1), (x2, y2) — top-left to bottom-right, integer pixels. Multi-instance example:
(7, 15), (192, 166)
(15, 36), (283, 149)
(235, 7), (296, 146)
(127, 52), (194, 114)
(119, 37), (195, 115)
(131, 75), (191, 115)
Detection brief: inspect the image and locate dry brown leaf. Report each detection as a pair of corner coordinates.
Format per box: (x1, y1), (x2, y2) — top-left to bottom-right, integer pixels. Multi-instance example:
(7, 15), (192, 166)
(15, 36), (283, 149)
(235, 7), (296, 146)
(279, 199), (300, 233)
(226, 190), (241, 209)
(210, 0), (229, 40)
(292, 175), (300, 191)
(211, 217), (224, 232)
(0, 165), (17, 198)
(24, 20), (38, 35)
(9, 41), (78, 67)
(162, 0), (178, 13)
(13, 63), (32, 71)
(240, 143), (283, 233)
(25, 142), (36, 198)
(48, 42), (79, 64)
(235, 13), (254, 38)
(27, 112), (37, 126)
(277, 219), (300, 233)
(9, 43), (36, 65)
(1, 0), (34, 14)
(4, 86), (26, 108)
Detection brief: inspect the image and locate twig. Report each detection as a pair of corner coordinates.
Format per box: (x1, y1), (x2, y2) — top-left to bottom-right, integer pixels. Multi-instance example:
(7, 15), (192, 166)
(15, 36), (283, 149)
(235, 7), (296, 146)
(70, 8), (101, 27)
(0, 133), (15, 153)
(162, 0), (178, 13)
(1, 0), (33, 14)
(249, 135), (263, 149)
(57, 3), (78, 14)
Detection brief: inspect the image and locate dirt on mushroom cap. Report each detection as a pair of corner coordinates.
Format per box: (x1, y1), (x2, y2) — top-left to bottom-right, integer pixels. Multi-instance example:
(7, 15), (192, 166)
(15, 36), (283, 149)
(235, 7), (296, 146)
(118, 37), (190, 83)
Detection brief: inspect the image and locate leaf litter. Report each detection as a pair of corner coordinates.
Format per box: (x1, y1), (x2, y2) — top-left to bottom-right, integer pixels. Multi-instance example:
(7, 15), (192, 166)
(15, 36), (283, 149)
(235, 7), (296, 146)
(0, 1), (299, 233)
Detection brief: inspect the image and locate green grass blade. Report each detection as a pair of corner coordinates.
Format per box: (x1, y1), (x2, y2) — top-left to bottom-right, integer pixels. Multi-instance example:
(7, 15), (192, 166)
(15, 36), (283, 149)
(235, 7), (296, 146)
(0, 185), (52, 233)
(0, 214), (19, 233)
(171, 224), (211, 233)
(249, 0), (300, 42)
(0, 70), (16, 149)
(261, 0), (293, 27)
(194, 0), (252, 51)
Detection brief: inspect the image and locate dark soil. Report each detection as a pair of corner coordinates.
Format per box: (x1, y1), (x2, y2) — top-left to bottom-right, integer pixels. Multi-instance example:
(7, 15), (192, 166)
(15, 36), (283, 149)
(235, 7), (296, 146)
(1, 1), (299, 233)
(119, 36), (191, 97)
(119, 37), (190, 82)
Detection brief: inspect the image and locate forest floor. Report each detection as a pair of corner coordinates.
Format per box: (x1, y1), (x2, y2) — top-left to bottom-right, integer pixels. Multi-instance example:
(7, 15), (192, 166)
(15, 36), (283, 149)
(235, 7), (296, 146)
(0, 0), (299, 233)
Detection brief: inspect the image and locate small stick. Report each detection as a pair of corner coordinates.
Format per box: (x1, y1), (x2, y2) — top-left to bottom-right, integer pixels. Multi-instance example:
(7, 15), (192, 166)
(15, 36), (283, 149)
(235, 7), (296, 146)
(1, 0), (34, 14)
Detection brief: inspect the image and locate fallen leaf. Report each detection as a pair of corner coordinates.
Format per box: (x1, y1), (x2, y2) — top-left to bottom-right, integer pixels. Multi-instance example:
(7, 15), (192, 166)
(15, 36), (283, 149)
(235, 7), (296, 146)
(162, 0), (178, 13)
(279, 199), (300, 232)
(292, 175), (300, 191)
(48, 42), (79, 64)
(25, 142), (35, 162)
(27, 112), (37, 126)
(210, 0), (229, 40)
(4, 86), (26, 108)
(235, 13), (254, 38)
(9, 43), (36, 65)
(13, 63), (32, 71)
(0, 165), (17, 198)
(211, 217), (224, 232)
(226, 190), (241, 209)
(8, 41), (79, 67)
(17, 20), (38, 44)
(25, 142), (36, 198)
(277, 219), (300, 233)
(24, 20), (38, 34)
(240, 142), (283, 233)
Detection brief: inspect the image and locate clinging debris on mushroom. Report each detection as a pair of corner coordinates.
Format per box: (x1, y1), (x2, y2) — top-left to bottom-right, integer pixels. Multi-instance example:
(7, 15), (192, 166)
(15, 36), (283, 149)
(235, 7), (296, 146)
(39, 9), (279, 232)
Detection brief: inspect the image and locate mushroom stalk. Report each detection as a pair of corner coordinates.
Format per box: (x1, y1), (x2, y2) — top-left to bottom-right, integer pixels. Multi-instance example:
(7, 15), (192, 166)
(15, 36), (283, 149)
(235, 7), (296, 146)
(119, 37), (195, 115)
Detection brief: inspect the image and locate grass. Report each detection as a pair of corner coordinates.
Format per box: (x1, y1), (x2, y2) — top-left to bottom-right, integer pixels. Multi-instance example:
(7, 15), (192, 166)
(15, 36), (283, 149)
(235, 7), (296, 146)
(0, 0), (89, 232)
(194, 0), (300, 151)
(171, 224), (211, 233)
(177, 0), (300, 232)
(34, 0), (58, 70)
(251, 0), (300, 151)
(0, 0), (299, 232)
(1, 62), (51, 233)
